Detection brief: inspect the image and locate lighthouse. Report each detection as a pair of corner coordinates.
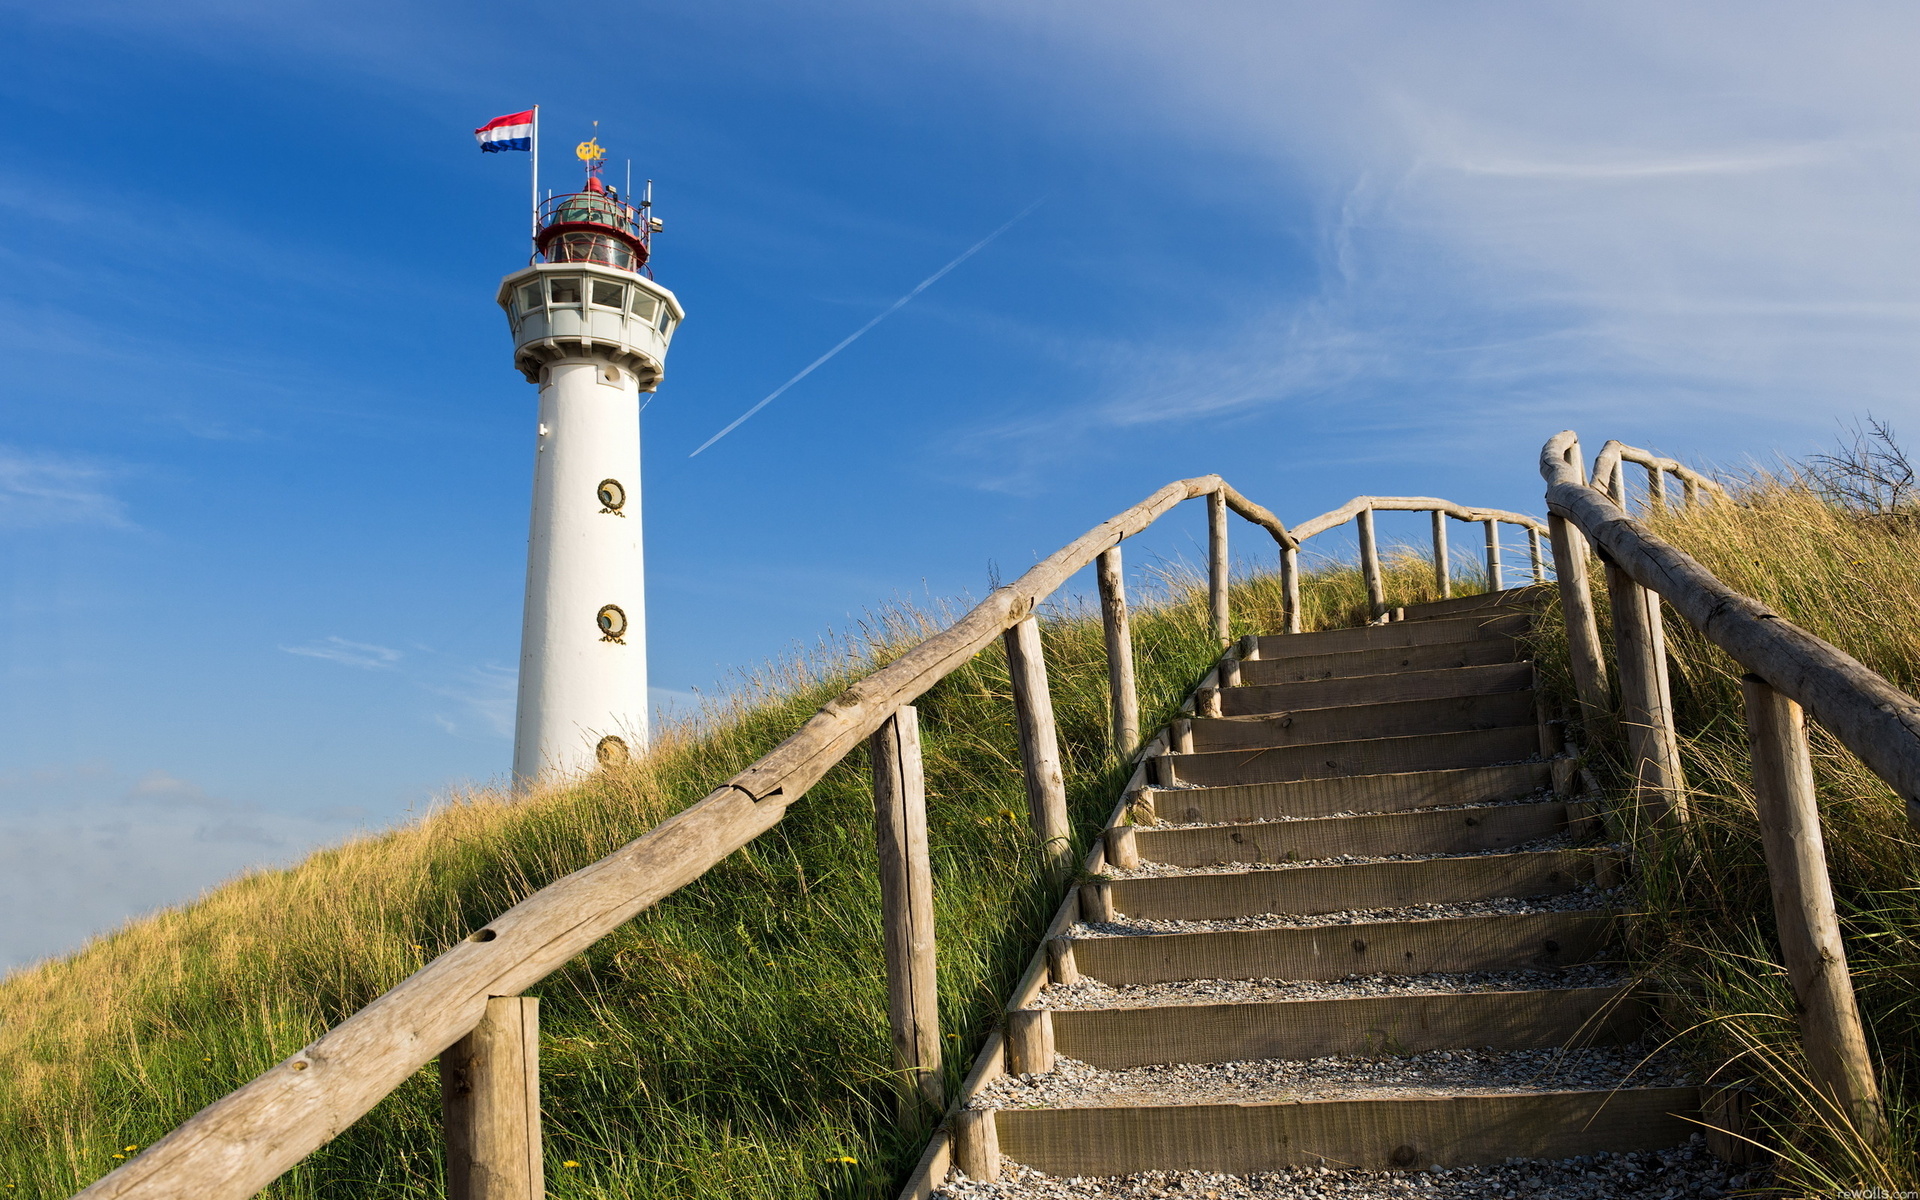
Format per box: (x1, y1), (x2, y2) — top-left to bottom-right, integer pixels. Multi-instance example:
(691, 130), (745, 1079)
(498, 138), (684, 783)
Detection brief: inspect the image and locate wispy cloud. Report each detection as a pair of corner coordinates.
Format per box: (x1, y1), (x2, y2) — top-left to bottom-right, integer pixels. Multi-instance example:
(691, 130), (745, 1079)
(280, 637), (403, 670)
(0, 444), (130, 530)
(948, 1), (1920, 461)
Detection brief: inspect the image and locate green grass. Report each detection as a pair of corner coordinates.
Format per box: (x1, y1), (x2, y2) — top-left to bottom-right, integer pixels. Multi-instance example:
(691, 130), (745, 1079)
(0, 544), (1487, 1200)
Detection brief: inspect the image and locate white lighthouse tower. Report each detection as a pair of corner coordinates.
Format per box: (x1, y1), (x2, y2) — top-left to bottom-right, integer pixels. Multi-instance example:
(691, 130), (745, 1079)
(498, 138), (684, 783)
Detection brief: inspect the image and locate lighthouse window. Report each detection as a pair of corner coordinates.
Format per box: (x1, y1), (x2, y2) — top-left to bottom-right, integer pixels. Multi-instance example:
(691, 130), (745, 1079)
(547, 277), (582, 305)
(655, 308), (674, 333)
(517, 283), (544, 313)
(591, 280), (625, 309)
(629, 292), (660, 322)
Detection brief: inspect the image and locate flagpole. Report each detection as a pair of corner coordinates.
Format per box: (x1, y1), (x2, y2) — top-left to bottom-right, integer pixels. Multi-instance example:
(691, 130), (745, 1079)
(530, 105), (541, 249)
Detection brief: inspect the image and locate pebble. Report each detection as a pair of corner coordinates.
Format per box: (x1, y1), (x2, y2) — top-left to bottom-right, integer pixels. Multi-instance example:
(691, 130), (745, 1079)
(935, 1138), (1763, 1199)
(1034, 966), (1630, 1011)
(968, 1045), (1695, 1111)
(1144, 791), (1559, 831)
(1101, 835), (1597, 880)
(1073, 886), (1618, 937)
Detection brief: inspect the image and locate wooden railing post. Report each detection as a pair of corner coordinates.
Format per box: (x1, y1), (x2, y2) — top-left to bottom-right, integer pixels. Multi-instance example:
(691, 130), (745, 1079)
(1740, 676), (1885, 1141)
(1482, 518), (1503, 592)
(441, 996), (542, 1200)
(1096, 547), (1139, 755)
(1548, 512), (1611, 728)
(1647, 464), (1667, 510)
(1431, 510), (1450, 598)
(1528, 526), (1545, 584)
(1357, 507), (1386, 620)
(1604, 558), (1688, 824)
(1281, 546), (1302, 633)
(871, 706), (942, 1117)
(1207, 489), (1230, 644)
(1004, 616), (1073, 876)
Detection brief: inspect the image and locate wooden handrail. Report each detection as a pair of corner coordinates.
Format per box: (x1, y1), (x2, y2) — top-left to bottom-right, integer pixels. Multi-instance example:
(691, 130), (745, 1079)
(1289, 495), (1546, 542)
(75, 471), (1550, 1200)
(1543, 429), (1901, 1138)
(1542, 431), (1920, 823)
(1591, 439), (1731, 508)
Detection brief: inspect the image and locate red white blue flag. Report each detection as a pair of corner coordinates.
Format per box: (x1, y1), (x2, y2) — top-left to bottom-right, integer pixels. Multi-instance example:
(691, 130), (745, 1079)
(475, 110), (534, 153)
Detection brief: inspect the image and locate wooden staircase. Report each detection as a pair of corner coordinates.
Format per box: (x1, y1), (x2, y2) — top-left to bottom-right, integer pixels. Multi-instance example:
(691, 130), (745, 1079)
(935, 586), (1709, 1186)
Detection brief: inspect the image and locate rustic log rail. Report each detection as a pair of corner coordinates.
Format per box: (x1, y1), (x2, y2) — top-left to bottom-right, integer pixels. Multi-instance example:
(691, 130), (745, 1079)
(1282, 496), (1549, 626)
(73, 474), (1541, 1200)
(1541, 430), (1896, 1140)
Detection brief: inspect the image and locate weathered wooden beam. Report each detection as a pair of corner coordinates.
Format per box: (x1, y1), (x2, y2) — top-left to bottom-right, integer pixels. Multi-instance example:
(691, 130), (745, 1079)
(951, 1110), (1000, 1182)
(1208, 489), (1231, 644)
(1358, 507), (1386, 620)
(1005, 616), (1073, 876)
(1528, 526), (1545, 584)
(872, 706), (943, 1117)
(1483, 519), (1503, 592)
(1096, 547), (1140, 755)
(1281, 546), (1302, 634)
(1604, 560), (1689, 825)
(1004, 1009), (1055, 1076)
(1741, 677), (1884, 1141)
(1431, 509), (1450, 598)
(1291, 496), (1545, 543)
(1546, 430), (1920, 827)
(1548, 510), (1610, 729)
(441, 996), (542, 1200)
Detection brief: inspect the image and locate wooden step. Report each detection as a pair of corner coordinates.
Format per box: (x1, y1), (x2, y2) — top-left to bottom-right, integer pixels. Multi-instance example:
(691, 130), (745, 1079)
(1240, 637), (1520, 685)
(1252, 613), (1529, 661)
(991, 1087), (1701, 1176)
(1070, 910), (1614, 985)
(1157, 726), (1540, 788)
(1050, 985), (1647, 1069)
(1189, 691), (1536, 752)
(1148, 763), (1552, 825)
(1397, 586), (1552, 623)
(1110, 849), (1611, 921)
(1132, 803), (1594, 870)
(1219, 661), (1533, 717)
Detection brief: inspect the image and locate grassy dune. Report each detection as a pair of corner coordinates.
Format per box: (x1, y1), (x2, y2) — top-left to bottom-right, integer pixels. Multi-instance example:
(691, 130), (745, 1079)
(0, 550), (1465, 1200)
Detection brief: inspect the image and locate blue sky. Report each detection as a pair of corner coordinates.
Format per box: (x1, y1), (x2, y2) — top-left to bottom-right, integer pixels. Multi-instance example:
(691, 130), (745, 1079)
(4, 0), (1918, 967)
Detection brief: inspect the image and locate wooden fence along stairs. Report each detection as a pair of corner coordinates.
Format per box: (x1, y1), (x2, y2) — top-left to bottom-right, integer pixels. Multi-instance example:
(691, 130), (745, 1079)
(930, 586), (1699, 1185)
(73, 436), (1906, 1200)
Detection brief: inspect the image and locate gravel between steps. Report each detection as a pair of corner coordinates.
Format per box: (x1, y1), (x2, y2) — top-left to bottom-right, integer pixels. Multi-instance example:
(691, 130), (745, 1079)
(1033, 966), (1630, 1011)
(935, 1138), (1764, 1199)
(968, 1045), (1694, 1111)
(1073, 886), (1619, 937)
(1136, 791), (1558, 831)
(1101, 835), (1597, 880)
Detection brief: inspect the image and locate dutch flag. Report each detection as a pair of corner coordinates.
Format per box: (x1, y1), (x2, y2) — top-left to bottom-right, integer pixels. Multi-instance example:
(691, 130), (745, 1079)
(475, 110), (534, 153)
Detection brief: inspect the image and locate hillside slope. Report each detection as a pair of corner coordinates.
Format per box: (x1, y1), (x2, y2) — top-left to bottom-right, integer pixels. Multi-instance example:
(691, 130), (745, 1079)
(0, 562), (1439, 1200)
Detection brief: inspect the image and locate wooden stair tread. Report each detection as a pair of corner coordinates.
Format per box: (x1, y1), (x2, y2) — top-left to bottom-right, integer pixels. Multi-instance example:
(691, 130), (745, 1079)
(1134, 800), (1589, 864)
(1158, 726), (1541, 788)
(1045, 985), (1647, 1068)
(1070, 909), (1616, 985)
(1109, 848), (1613, 920)
(990, 1087), (1701, 1175)
(1145, 763), (1552, 825)
(1240, 638), (1523, 684)
(1218, 661), (1534, 715)
(1188, 690), (1537, 751)
(1251, 613), (1529, 661)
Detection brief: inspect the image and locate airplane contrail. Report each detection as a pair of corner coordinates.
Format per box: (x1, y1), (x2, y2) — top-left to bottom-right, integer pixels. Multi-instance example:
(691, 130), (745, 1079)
(689, 196), (1047, 458)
